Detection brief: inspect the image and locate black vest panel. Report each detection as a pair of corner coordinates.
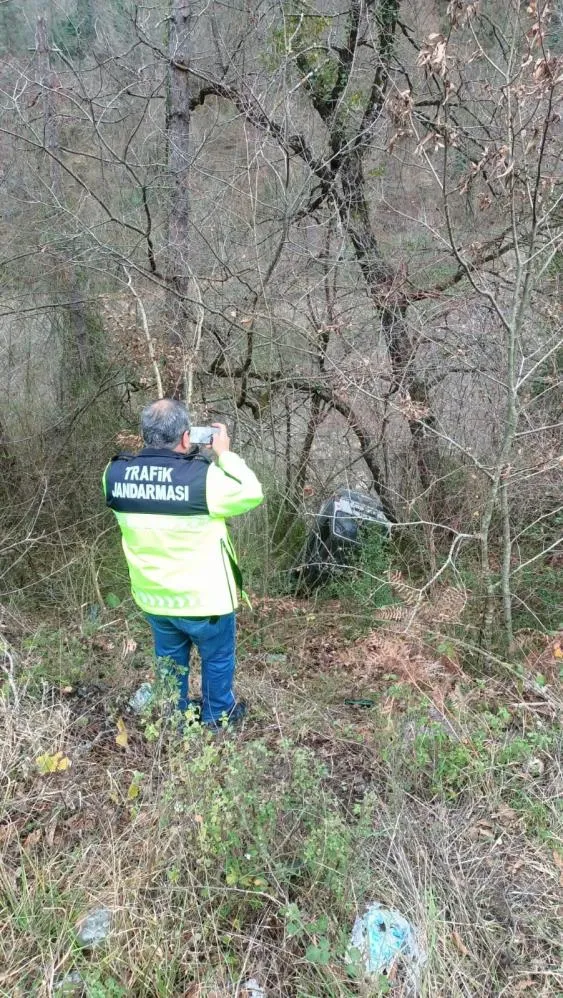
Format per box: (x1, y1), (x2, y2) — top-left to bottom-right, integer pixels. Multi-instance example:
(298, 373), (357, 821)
(106, 448), (210, 516)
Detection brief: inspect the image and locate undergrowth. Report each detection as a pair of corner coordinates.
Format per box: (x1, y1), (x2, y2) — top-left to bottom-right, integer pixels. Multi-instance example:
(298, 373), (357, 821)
(1, 602), (561, 997)
(319, 529), (393, 610)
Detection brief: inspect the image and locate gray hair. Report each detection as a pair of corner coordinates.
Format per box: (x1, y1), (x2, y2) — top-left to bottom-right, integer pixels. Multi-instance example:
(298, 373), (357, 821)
(140, 399), (191, 448)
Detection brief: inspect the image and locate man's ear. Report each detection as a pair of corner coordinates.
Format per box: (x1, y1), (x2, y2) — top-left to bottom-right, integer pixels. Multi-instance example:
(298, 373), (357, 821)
(182, 430), (191, 450)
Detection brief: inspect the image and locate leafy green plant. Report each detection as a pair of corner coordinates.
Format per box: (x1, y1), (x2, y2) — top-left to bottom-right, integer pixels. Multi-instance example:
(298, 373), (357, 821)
(378, 699), (559, 803)
(321, 526), (393, 609)
(82, 974), (128, 998)
(147, 731), (376, 986)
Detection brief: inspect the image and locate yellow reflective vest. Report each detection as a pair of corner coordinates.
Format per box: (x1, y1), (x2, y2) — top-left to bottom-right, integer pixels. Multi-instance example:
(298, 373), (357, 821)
(103, 447), (263, 616)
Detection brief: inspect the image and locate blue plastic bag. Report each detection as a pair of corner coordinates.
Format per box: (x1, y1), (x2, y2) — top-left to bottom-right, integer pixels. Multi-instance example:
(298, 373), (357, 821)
(347, 902), (425, 992)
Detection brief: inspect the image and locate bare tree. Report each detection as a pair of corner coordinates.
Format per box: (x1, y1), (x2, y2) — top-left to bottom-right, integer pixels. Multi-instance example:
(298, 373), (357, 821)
(164, 0), (193, 397)
(0, 0), (560, 642)
(409, 1), (562, 648)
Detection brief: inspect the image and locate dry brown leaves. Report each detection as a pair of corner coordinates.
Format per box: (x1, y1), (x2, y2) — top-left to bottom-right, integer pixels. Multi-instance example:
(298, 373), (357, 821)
(338, 632), (462, 695)
(387, 88), (414, 127)
(115, 431), (142, 452)
(394, 393), (432, 422)
(294, 627), (463, 704)
(447, 0), (480, 27)
(249, 594), (306, 618)
(417, 33), (450, 78)
(248, 595), (466, 700)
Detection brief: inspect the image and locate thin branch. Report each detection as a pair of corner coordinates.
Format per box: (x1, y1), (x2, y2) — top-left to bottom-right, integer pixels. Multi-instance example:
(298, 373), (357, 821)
(123, 267), (163, 399)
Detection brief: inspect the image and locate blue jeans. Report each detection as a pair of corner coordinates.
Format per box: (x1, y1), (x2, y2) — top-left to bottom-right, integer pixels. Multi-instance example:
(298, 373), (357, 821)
(145, 612), (236, 724)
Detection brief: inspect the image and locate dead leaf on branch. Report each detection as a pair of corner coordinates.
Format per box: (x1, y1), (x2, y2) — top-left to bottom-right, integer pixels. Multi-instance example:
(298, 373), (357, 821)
(492, 145), (514, 181)
(532, 56), (562, 87)
(417, 34), (450, 78)
(395, 394), (432, 422)
(415, 131), (445, 157)
(388, 128), (413, 152)
(447, 1), (480, 28)
(387, 89), (413, 127)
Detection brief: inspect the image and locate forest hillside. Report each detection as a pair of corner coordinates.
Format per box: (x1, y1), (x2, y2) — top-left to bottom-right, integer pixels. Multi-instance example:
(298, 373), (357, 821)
(0, 1), (561, 996)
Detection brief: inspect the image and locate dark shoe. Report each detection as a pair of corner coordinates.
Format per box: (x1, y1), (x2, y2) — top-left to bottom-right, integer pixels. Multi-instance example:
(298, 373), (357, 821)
(228, 701), (247, 727)
(205, 701), (247, 730)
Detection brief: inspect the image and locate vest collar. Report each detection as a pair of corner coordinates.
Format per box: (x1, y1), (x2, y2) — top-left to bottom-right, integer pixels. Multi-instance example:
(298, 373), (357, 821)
(139, 447), (193, 460)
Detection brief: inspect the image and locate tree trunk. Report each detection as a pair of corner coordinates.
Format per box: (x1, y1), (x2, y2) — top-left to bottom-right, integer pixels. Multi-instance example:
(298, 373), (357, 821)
(165, 0), (193, 397)
(36, 16), (96, 381)
(338, 149), (443, 504)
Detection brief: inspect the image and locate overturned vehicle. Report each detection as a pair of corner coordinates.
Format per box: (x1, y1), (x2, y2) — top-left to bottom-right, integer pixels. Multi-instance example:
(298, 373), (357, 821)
(293, 487), (393, 592)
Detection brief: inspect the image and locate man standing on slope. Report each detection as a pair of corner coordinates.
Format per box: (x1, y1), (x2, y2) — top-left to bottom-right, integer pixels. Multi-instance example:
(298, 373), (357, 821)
(103, 399), (263, 728)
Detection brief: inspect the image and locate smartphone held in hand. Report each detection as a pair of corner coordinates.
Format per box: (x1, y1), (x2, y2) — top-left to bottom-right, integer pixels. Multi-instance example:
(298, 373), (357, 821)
(190, 426), (215, 446)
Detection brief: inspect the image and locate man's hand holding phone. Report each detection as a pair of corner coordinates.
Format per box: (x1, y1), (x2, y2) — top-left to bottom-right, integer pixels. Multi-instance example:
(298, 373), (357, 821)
(189, 422), (230, 457)
(211, 423), (230, 458)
